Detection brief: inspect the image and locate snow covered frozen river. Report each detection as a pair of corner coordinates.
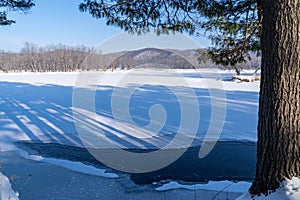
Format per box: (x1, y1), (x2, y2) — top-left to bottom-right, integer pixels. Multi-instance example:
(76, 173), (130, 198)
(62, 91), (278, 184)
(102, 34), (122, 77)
(0, 69), (259, 199)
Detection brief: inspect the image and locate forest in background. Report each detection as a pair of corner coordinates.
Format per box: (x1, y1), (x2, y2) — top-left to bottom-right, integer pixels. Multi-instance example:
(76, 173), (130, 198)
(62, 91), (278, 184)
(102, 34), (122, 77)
(0, 43), (261, 73)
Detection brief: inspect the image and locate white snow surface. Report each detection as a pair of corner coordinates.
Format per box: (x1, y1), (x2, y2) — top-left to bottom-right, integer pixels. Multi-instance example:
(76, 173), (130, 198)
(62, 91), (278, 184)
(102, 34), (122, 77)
(0, 69), (261, 199)
(237, 177), (300, 200)
(0, 173), (19, 200)
(0, 69), (260, 152)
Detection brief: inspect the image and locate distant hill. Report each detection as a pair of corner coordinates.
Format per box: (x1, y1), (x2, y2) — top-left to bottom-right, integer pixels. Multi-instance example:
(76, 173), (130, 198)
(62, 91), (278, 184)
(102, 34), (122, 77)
(106, 48), (197, 70)
(0, 43), (260, 73)
(85, 47), (260, 71)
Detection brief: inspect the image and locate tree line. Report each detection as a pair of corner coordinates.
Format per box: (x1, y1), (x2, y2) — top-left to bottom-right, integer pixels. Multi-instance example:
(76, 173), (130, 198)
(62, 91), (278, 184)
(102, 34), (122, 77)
(2, 0), (300, 196)
(0, 43), (260, 73)
(0, 43), (92, 72)
(79, 0), (300, 196)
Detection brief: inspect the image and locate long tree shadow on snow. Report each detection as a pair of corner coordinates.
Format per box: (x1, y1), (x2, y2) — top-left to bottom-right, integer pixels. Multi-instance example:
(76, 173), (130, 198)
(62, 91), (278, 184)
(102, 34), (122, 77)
(0, 81), (258, 183)
(0, 81), (258, 148)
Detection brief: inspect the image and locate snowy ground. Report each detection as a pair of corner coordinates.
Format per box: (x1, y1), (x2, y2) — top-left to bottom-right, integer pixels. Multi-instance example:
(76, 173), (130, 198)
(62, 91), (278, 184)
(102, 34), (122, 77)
(237, 178), (300, 200)
(0, 69), (259, 151)
(0, 69), (261, 199)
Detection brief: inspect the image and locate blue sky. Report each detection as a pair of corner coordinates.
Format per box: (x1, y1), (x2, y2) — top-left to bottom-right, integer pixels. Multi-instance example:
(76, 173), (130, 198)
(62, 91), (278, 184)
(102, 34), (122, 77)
(0, 0), (211, 52)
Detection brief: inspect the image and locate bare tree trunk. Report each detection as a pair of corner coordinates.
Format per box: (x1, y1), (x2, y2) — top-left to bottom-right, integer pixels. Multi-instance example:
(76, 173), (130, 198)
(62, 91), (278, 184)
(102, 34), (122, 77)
(250, 0), (300, 195)
(235, 67), (241, 75)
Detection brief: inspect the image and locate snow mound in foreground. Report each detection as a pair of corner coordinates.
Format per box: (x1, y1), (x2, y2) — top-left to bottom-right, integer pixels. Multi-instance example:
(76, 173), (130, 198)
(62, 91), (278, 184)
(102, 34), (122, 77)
(237, 177), (300, 200)
(0, 173), (19, 200)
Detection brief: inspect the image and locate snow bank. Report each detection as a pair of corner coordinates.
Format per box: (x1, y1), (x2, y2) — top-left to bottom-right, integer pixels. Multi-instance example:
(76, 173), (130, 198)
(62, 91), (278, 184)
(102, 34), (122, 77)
(17, 149), (119, 178)
(0, 173), (19, 200)
(155, 180), (251, 193)
(237, 177), (300, 200)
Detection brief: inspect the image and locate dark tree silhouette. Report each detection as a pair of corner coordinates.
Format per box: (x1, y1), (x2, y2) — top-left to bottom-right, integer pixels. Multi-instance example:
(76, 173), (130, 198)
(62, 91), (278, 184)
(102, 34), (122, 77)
(0, 0), (34, 25)
(79, 0), (261, 66)
(79, 0), (300, 196)
(250, 0), (300, 195)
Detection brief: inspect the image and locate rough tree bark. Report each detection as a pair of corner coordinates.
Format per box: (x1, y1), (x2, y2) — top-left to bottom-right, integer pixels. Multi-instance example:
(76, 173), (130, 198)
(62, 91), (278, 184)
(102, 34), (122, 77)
(250, 0), (300, 195)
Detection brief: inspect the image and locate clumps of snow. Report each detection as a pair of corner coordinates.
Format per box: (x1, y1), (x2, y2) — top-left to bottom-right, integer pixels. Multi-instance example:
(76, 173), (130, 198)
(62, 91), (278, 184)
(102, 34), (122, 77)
(155, 180), (251, 193)
(236, 177), (300, 200)
(17, 149), (119, 178)
(0, 173), (19, 200)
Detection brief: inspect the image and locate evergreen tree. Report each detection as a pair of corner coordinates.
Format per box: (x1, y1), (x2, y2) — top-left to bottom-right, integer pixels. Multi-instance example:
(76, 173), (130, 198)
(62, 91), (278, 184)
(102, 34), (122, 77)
(0, 0), (34, 26)
(79, 0), (300, 196)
